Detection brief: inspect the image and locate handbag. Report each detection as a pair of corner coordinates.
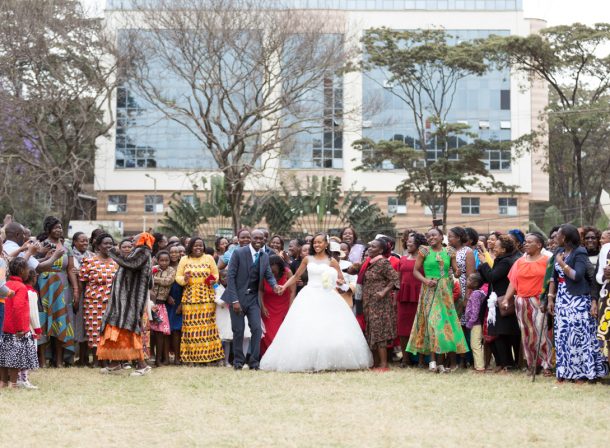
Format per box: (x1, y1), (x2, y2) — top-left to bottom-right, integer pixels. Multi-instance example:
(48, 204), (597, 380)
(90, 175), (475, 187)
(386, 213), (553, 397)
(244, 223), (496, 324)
(497, 294), (515, 316)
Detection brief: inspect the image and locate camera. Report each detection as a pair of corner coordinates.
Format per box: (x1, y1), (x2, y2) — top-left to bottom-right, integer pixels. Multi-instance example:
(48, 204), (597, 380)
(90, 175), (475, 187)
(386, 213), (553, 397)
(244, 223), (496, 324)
(432, 219), (443, 227)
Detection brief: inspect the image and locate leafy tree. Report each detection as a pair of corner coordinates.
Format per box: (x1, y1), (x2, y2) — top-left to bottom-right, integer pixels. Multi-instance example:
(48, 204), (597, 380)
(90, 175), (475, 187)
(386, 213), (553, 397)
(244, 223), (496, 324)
(483, 23), (610, 224)
(0, 0), (119, 228)
(120, 0), (351, 233)
(257, 176), (396, 240)
(354, 28), (513, 228)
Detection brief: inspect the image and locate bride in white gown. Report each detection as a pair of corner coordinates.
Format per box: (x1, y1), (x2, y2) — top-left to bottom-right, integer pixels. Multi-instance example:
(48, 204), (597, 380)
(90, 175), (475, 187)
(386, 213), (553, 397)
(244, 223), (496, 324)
(260, 234), (373, 372)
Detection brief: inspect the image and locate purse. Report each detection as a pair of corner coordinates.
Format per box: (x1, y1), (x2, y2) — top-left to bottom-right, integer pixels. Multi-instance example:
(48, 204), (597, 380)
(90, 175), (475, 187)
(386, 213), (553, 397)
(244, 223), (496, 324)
(497, 294), (515, 316)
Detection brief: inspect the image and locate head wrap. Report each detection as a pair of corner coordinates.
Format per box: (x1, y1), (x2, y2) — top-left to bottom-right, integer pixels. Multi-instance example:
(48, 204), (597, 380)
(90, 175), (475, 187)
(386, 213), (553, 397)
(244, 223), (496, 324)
(135, 232), (155, 249)
(508, 229), (525, 245)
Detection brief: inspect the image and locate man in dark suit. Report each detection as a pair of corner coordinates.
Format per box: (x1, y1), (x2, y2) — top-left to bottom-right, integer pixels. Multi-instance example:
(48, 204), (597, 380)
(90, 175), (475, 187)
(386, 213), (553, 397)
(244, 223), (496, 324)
(221, 229), (281, 369)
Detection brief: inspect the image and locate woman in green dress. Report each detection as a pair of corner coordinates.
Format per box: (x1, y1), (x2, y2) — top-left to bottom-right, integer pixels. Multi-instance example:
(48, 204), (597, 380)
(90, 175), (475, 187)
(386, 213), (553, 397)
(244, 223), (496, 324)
(406, 227), (469, 373)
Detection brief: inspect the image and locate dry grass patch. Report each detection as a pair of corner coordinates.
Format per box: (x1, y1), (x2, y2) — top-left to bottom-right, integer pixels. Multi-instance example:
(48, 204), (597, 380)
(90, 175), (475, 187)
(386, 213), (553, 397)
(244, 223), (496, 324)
(0, 366), (606, 447)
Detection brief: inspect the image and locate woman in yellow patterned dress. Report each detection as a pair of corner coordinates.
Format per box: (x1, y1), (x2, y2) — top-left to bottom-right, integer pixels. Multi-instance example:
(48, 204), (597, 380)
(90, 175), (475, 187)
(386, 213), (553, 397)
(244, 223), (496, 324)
(175, 237), (224, 364)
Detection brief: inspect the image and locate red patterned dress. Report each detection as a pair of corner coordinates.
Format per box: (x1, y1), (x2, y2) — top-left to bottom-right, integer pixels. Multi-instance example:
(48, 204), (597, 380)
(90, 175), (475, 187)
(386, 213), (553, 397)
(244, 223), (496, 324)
(78, 255), (118, 348)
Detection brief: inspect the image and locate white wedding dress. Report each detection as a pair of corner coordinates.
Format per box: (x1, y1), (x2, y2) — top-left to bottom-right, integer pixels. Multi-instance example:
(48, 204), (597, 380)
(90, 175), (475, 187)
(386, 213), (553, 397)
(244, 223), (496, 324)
(260, 257), (373, 372)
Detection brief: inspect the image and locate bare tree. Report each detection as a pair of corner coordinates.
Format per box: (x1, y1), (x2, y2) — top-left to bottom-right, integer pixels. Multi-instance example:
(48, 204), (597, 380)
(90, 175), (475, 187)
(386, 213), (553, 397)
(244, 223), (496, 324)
(117, 0), (351, 232)
(0, 0), (119, 228)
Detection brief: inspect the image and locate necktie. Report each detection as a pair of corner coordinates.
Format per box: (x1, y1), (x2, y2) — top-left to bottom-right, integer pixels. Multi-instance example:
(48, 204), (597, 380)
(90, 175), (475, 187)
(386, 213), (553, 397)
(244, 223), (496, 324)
(253, 251), (260, 264)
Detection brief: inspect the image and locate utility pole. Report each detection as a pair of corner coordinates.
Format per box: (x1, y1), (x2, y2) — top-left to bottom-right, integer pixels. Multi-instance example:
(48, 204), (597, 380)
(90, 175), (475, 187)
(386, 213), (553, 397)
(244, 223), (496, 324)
(145, 173), (158, 231)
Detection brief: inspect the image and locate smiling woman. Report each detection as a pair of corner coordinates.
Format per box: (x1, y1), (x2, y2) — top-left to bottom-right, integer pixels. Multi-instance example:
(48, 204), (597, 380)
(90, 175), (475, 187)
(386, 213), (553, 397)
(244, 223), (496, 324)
(406, 227), (468, 373)
(175, 237), (224, 365)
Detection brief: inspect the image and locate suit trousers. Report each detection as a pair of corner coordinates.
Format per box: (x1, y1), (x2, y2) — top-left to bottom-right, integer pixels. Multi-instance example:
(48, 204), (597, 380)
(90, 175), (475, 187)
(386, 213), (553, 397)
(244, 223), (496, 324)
(229, 293), (263, 368)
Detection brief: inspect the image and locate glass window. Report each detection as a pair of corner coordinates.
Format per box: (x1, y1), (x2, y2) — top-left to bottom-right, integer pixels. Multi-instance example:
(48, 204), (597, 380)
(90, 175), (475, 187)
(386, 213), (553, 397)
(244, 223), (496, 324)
(461, 197), (480, 215)
(144, 195), (164, 213)
(424, 204), (444, 216)
(107, 195), (127, 213)
(388, 197), (407, 215)
(498, 197), (517, 216)
(483, 148), (511, 171)
(500, 90), (510, 110)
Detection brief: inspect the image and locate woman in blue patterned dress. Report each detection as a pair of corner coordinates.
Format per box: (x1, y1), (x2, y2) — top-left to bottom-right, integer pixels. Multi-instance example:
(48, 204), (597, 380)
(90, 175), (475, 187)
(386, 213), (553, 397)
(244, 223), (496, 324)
(544, 224), (608, 383)
(37, 217), (79, 367)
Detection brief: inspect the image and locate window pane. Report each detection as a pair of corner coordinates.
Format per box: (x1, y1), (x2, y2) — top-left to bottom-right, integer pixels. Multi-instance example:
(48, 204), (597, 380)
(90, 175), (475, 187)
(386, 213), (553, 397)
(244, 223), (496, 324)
(500, 90), (510, 110)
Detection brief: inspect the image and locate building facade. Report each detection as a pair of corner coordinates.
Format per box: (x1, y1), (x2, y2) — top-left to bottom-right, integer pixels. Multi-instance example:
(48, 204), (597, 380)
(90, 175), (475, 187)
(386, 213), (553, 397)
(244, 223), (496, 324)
(96, 0), (548, 235)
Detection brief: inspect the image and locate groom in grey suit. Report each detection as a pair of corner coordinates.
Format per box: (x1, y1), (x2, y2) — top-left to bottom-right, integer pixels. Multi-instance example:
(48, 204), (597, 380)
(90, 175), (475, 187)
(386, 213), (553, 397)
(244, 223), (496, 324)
(221, 229), (281, 369)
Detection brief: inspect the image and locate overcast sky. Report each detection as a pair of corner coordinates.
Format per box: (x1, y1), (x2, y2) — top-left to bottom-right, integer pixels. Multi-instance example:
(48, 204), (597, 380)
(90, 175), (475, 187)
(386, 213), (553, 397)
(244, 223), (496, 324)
(82, 0), (610, 25)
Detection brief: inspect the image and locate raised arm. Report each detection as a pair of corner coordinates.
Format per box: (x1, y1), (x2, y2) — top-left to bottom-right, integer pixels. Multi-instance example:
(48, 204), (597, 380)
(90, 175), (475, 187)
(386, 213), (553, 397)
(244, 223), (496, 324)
(109, 247), (150, 270)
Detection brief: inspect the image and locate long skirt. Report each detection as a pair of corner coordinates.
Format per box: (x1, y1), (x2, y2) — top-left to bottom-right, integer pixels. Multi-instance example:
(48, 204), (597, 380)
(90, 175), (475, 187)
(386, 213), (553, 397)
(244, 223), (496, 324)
(0, 332), (39, 370)
(97, 325), (144, 361)
(180, 302), (224, 363)
(406, 278), (469, 355)
(515, 296), (553, 370)
(397, 301), (418, 337)
(38, 271), (75, 355)
(554, 283), (607, 380)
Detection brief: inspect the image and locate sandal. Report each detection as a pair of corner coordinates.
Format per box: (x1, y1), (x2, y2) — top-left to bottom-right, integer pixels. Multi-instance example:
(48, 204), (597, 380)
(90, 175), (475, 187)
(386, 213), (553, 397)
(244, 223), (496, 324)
(100, 365), (123, 375)
(542, 369), (553, 377)
(130, 365), (152, 377)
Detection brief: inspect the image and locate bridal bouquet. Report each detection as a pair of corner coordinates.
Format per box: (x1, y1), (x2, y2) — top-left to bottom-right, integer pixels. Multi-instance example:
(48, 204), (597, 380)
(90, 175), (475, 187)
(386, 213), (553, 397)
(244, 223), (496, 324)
(321, 272), (332, 290)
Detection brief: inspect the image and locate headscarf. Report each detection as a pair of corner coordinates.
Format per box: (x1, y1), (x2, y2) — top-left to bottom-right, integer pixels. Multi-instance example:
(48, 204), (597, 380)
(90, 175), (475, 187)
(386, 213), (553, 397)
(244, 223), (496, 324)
(135, 232), (155, 249)
(508, 229), (525, 245)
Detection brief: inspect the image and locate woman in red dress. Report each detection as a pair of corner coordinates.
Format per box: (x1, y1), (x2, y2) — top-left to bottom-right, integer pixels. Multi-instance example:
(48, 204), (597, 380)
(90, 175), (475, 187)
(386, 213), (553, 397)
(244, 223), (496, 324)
(397, 232), (427, 367)
(261, 255), (296, 356)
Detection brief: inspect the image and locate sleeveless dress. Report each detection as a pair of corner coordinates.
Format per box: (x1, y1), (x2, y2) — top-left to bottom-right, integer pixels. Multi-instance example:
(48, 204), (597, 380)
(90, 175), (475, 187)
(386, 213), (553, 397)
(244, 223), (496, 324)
(260, 257), (373, 372)
(406, 247), (468, 355)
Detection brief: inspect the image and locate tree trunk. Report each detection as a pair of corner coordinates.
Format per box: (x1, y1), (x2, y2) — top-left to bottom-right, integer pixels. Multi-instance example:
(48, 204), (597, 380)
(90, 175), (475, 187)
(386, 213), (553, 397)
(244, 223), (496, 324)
(225, 176), (244, 234)
(573, 139), (587, 225)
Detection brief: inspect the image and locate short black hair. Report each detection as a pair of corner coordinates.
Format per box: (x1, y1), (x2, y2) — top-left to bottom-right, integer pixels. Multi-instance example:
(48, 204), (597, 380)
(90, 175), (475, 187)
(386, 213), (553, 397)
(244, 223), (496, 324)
(449, 227), (468, 244)
(468, 272), (483, 289)
(94, 233), (114, 251)
(186, 237), (206, 256)
(269, 254), (287, 273)
(373, 238), (389, 255)
(340, 227), (358, 243)
(526, 232), (546, 247)
(215, 236), (228, 252)
(464, 227), (479, 246)
(71, 231), (86, 246)
(43, 216), (61, 235)
(156, 250), (170, 260)
(559, 224), (581, 248)
(410, 232), (427, 249)
(9, 257), (28, 277)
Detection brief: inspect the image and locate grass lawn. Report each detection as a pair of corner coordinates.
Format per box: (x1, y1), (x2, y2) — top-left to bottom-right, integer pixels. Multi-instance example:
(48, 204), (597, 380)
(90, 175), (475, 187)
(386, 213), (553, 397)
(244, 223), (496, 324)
(0, 366), (606, 447)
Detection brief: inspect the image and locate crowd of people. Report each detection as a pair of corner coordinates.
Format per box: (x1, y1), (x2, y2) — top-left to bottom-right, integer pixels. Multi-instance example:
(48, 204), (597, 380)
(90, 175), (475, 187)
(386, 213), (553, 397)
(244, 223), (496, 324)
(0, 214), (609, 388)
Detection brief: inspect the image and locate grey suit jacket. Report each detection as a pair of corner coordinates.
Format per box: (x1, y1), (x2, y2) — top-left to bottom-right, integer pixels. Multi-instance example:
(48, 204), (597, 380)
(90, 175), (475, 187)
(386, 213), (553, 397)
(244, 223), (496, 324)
(221, 245), (277, 305)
